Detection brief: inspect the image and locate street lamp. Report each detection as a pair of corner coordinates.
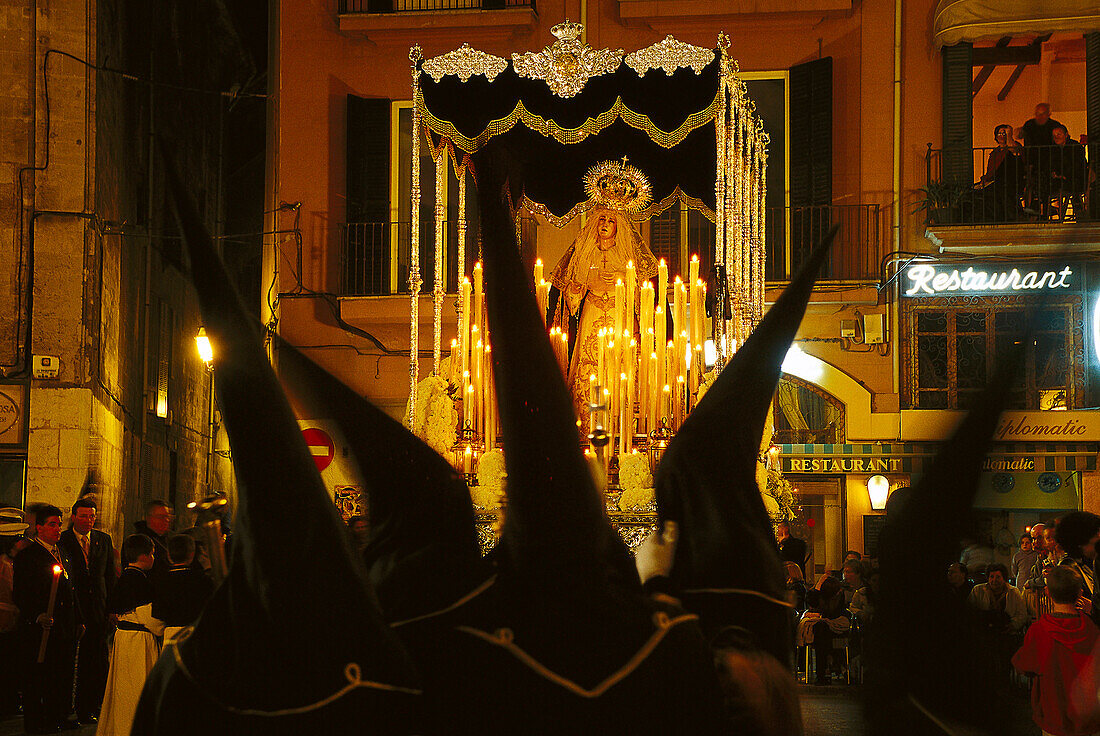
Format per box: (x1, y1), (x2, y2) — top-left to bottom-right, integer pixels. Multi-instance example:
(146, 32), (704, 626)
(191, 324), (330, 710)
(196, 326), (216, 491)
(195, 326), (214, 367)
(867, 474), (890, 511)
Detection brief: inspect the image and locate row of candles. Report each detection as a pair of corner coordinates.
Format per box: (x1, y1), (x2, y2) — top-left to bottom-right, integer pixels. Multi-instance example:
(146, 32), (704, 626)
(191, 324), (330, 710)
(448, 254), (712, 475)
(449, 262), (498, 471)
(567, 255), (710, 457)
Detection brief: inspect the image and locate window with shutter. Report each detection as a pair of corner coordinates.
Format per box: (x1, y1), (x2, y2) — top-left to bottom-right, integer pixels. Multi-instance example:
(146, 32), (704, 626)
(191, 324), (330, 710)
(155, 302), (172, 419)
(941, 43), (974, 186)
(346, 95), (391, 295)
(788, 58), (832, 275)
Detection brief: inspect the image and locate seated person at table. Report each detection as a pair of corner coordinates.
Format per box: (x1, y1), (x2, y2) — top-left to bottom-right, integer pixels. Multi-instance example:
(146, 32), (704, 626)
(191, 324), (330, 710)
(797, 577), (851, 685)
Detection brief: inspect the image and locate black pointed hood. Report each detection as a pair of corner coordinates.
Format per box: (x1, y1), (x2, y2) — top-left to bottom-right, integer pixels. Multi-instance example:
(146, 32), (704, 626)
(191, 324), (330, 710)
(475, 148), (635, 585)
(274, 337), (491, 624)
(654, 226), (837, 663)
(141, 152), (420, 729)
(868, 333), (1028, 734)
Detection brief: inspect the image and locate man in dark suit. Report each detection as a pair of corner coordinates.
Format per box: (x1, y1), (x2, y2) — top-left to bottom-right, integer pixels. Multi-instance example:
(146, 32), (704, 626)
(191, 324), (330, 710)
(14, 504), (83, 734)
(133, 500), (173, 580)
(59, 498), (115, 724)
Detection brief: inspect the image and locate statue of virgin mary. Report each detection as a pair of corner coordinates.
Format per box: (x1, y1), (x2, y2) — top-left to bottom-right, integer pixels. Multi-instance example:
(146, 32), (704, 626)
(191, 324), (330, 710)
(549, 160), (658, 421)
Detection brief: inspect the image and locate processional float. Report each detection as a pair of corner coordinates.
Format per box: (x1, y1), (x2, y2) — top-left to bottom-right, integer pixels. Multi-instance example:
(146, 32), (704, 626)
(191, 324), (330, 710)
(404, 23), (768, 519)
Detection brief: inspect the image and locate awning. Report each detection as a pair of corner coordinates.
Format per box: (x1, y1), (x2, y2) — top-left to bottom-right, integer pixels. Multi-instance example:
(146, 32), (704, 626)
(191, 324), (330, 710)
(778, 442), (1097, 475)
(972, 471), (1080, 511)
(934, 0), (1100, 48)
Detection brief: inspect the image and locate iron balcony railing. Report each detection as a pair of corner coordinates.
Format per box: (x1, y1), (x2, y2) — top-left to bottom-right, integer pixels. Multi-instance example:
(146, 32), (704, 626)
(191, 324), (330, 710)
(924, 143), (1095, 225)
(340, 0), (534, 12)
(765, 204), (885, 283)
(343, 205), (885, 298)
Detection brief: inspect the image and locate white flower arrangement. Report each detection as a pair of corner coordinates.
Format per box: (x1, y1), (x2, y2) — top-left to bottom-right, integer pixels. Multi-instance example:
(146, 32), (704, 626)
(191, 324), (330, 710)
(473, 448), (507, 509)
(617, 452), (655, 511)
(763, 465), (799, 522)
(695, 368), (719, 403)
(406, 363), (458, 459)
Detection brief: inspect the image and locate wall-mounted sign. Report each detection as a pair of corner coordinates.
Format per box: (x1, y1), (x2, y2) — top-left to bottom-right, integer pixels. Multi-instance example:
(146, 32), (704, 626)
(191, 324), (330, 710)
(0, 384), (26, 446)
(903, 263), (1076, 297)
(784, 457), (904, 473)
(995, 412), (1100, 441)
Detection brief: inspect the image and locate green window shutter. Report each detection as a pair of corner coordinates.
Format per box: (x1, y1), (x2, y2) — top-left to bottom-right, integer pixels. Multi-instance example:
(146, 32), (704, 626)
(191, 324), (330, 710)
(941, 43), (974, 186)
(789, 57), (832, 208)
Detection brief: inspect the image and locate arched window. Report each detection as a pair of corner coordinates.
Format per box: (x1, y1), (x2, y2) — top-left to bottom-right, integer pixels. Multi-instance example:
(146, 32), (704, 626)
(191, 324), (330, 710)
(772, 374), (844, 444)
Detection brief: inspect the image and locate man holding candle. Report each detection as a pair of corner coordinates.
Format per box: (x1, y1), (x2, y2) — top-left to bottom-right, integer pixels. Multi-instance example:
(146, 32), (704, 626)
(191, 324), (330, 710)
(13, 504), (82, 734)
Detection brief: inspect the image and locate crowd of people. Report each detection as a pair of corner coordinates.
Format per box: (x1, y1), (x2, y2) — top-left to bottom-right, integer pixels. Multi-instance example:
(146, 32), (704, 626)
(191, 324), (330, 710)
(0, 499), (217, 734)
(970, 102), (1092, 222)
(777, 512), (1100, 734)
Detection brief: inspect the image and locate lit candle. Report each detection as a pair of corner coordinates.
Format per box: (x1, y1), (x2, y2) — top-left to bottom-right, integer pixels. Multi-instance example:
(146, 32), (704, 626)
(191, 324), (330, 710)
(460, 277), (471, 385)
(614, 279), (625, 342)
(559, 330), (569, 375)
(38, 564), (62, 664)
(473, 261), (484, 337)
(619, 371), (629, 455)
(463, 445), (473, 475)
(658, 258), (668, 304)
(533, 257), (544, 286)
(449, 339), (459, 386)
(648, 352), (658, 434)
(484, 346), (496, 451)
(675, 375), (686, 429)
(596, 329), (605, 397)
(662, 384), (671, 426)
(655, 306), (666, 397)
(625, 261), (636, 335)
(537, 279), (551, 322)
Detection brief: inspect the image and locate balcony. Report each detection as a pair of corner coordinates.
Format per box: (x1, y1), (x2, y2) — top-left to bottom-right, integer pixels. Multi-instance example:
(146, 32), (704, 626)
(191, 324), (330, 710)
(765, 204), (886, 283)
(922, 143), (1100, 253)
(343, 205), (886, 299)
(337, 0), (537, 41)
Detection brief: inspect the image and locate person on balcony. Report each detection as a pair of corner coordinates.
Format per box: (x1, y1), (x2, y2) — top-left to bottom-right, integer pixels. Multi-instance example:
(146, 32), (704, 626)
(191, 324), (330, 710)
(1016, 103), (1065, 217)
(1049, 125), (1089, 220)
(976, 124), (1025, 222)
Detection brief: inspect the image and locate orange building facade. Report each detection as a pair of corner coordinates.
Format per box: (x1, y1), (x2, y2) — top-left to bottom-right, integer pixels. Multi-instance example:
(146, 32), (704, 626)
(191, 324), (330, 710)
(268, 0), (1100, 577)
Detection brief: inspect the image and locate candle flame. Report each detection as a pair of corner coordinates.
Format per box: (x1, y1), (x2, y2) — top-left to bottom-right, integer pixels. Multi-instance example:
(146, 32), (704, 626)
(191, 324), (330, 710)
(691, 254), (699, 263)
(627, 260), (634, 268)
(659, 258), (666, 266)
(52, 565), (61, 574)
(535, 258), (542, 266)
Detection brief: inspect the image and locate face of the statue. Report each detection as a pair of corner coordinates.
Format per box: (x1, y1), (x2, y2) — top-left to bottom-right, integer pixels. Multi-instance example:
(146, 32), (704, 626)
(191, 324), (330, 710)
(596, 213), (617, 248)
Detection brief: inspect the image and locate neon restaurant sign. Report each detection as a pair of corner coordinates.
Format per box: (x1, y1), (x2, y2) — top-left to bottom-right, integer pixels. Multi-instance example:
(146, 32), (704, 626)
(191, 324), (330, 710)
(903, 263), (1075, 297)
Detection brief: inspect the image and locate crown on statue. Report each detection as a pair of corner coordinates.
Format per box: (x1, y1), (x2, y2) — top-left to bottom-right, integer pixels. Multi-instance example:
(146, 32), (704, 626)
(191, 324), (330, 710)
(551, 20), (585, 43)
(583, 157), (653, 213)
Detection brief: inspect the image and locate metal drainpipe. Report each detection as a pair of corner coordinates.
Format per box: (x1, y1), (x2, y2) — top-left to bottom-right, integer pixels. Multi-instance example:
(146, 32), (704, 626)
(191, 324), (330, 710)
(892, 0), (903, 402)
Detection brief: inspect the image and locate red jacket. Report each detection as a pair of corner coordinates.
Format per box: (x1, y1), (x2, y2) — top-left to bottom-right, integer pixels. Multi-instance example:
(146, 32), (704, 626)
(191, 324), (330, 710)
(1013, 612), (1100, 736)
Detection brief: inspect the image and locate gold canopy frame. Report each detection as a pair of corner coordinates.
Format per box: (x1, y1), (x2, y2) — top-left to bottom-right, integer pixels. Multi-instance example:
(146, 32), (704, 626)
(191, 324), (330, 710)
(404, 25), (769, 446)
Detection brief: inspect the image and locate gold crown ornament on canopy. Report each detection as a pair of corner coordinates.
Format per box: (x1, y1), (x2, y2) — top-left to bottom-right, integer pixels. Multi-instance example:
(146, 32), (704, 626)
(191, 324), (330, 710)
(583, 157), (653, 213)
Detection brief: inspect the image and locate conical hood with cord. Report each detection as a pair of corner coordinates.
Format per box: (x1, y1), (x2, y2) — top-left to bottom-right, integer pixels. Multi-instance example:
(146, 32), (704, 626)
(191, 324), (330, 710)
(867, 330), (1029, 735)
(397, 144), (723, 733)
(132, 150), (421, 735)
(654, 226), (838, 668)
(273, 335), (493, 626)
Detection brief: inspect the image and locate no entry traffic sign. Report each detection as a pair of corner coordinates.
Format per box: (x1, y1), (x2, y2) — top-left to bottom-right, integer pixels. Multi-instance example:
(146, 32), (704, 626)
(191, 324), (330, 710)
(302, 428), (335, 472)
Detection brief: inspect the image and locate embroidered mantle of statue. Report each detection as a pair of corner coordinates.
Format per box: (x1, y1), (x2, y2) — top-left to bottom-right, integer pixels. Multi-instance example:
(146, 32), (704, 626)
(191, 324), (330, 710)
(549, 160), (658, 422)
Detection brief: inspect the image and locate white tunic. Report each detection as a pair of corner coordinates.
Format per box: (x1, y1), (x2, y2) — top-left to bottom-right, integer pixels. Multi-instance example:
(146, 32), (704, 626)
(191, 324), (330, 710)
(96, 604), (165, 736)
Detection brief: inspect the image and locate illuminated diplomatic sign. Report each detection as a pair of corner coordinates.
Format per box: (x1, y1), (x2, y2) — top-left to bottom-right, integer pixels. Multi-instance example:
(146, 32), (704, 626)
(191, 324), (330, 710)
(902, 263), (1076, 297)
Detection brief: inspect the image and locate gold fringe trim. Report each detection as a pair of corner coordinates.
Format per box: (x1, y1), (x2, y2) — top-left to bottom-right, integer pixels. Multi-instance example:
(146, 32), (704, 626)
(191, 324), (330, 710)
(455, 611), (699, 698)
(419, 90), (721, 154)
(168, 627), (421, 716)
(522, 188), (715, 229)
(680, 588), (794, 609)
(391, 575), (498, 628)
